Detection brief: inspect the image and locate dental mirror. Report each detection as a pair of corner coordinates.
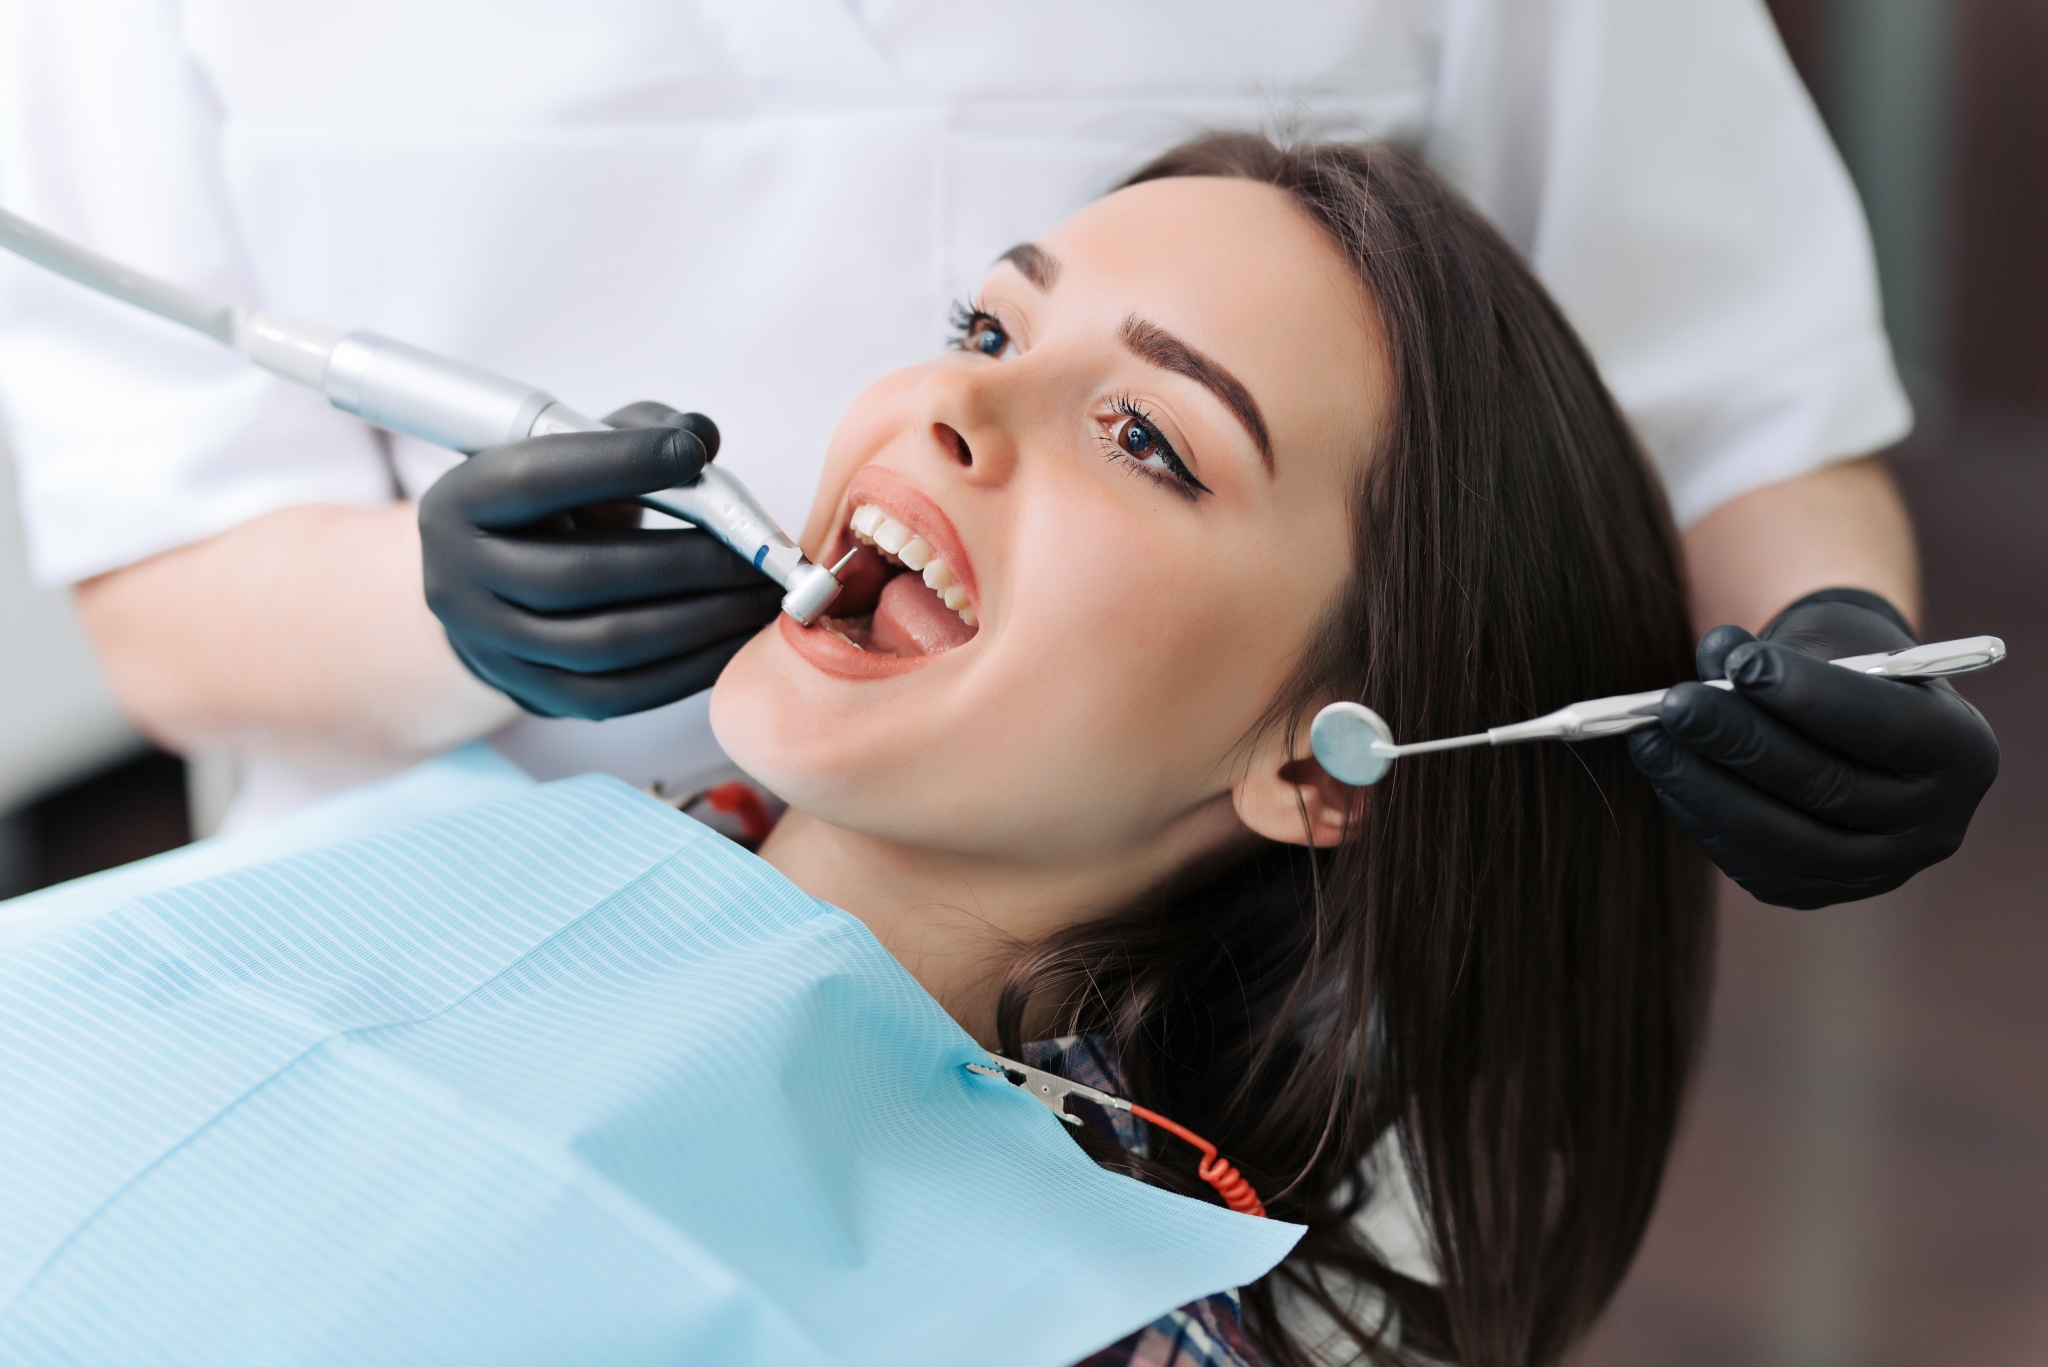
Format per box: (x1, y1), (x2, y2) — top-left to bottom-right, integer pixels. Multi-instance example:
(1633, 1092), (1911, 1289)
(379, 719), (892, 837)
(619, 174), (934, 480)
(1310, 633), (2008, 788)
(1309, 702), (1396, 786)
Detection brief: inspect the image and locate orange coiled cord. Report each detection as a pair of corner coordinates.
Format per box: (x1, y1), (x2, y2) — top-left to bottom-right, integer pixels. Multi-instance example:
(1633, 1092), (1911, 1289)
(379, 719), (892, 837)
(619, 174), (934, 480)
(1127, 1104), (1266, 1218)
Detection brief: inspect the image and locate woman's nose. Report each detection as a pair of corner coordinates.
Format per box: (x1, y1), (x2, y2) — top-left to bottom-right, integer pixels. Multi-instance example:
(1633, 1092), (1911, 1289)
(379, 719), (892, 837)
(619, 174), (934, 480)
(913, 362), (1022, 486)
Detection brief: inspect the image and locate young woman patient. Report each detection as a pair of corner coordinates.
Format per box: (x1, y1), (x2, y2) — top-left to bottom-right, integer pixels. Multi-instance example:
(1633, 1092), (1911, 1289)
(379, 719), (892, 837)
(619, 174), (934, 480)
(704, 134), (1714, 1367)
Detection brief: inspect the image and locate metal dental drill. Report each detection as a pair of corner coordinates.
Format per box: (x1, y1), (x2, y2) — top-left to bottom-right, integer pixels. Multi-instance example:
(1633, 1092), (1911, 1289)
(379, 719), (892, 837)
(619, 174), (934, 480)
(0, 206), (847, 625)
(1310, 636), (2009, 786)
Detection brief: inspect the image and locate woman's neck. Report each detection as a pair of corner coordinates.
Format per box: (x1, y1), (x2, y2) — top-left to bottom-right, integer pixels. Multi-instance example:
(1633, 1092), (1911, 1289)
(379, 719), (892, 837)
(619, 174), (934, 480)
(757, 801), (1243, 1044)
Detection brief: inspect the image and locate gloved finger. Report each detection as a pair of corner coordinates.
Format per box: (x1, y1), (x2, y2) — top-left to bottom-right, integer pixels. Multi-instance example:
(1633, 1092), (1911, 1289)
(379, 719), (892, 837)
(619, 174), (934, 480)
(566, 500), (646, 532)
(1627, 727), (1925, 905)
(562, 403), (716, 531)
(1695, 624), (1756, 681)
(454, 528), (772, 613)
(1764, 596), (1914, 659)
(465, 585), (783, 675)
(1655, 681), (1939, 831)
(603, 402), (722, 460)
(1724, 640), (1981, 772)
(429, 425), (708, 530)
(464, 632), (759, 722)
(1658, 799), (1910, 908)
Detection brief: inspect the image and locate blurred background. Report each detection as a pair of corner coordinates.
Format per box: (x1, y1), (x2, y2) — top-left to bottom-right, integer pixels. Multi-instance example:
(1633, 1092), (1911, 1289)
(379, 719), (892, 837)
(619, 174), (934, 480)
(1583, 2), (2048, 1364)
(0, 0), (2041, 1360)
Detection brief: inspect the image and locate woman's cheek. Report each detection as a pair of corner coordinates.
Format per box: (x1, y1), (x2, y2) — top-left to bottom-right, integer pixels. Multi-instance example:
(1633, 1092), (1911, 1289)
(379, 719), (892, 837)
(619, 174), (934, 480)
(1021, 532), (1196, 719)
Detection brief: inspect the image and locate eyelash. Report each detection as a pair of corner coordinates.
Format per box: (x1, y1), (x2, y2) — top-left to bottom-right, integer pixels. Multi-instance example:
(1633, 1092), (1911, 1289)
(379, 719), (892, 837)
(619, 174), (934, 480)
(1101, 395), (1210, 499)
(948, 299), (1007, 355)
(947, 300), (1209, 500)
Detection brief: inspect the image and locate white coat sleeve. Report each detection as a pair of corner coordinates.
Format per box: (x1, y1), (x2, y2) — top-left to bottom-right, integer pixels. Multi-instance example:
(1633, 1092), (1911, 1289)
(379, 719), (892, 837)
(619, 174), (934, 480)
(1422, 0), (1913, 528)
(0, 0), (392, 588)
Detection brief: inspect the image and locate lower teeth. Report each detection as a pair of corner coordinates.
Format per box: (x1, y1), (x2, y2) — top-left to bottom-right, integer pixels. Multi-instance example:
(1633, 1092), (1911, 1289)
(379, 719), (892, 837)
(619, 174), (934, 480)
(821, 614), (900, 657)
(824, 615), (867, 646)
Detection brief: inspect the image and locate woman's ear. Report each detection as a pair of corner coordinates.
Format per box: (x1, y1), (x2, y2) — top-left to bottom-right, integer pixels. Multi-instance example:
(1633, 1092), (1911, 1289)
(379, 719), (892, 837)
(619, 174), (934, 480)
(1231, 716), (1361, 848)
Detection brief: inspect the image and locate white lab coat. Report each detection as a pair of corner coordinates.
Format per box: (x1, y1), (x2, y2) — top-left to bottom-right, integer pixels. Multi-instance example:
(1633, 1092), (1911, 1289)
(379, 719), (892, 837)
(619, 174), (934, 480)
(0, 0), (1910, 827)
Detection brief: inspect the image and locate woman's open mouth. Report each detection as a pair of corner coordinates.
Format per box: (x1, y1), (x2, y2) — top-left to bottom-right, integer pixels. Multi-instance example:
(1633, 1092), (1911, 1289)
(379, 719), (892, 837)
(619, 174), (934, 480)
(813, 491), (981, 659)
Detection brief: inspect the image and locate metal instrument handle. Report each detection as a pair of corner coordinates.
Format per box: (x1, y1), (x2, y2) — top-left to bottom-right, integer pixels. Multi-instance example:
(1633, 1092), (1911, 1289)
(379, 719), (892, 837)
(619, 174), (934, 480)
(1491, 634), (2010, 744)
(1827, 635), (2006, 678)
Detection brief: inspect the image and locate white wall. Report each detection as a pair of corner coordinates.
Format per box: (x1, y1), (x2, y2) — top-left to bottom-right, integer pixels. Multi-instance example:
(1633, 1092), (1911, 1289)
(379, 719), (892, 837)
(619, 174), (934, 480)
(0, 424), (143, 814)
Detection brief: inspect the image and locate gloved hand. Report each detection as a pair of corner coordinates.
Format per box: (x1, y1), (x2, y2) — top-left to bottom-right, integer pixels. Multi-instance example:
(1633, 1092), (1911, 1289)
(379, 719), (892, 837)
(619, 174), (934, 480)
(1628, 588), (2000, 908)
(420, 401), (785, 720)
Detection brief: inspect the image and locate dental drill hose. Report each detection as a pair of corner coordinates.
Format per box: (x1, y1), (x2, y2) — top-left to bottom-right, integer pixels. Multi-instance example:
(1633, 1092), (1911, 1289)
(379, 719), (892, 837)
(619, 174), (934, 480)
(0, 205), (844, 626)
(284, 324), (844, 625)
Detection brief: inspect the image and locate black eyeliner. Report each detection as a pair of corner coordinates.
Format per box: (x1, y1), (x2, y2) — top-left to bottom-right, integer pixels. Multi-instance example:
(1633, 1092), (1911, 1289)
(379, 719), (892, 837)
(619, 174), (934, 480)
(1105, 395), (1211, 499)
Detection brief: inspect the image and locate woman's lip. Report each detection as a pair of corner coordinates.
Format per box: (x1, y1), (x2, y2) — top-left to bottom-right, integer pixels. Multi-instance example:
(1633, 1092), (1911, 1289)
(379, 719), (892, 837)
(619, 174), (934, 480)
(830, 466), (981, 612)
(780, 611), (946, 679)
(788, 463), (983, 681)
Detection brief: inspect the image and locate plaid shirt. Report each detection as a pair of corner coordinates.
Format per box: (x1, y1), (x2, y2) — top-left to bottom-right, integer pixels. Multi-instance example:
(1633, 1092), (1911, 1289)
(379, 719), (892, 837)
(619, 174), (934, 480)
(1021, 1037), (1264, 1367)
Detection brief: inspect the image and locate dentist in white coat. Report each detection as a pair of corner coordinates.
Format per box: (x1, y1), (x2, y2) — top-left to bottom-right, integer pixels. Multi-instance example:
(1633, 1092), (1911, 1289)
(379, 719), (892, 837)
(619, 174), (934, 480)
(0, 0), (1995, 908)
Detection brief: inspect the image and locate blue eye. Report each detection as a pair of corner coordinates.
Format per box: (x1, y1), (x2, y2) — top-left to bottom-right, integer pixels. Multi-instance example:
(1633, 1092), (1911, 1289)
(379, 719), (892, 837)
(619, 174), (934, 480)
(1103, 400), (1211, 500)
(948, 300), (1016, 360)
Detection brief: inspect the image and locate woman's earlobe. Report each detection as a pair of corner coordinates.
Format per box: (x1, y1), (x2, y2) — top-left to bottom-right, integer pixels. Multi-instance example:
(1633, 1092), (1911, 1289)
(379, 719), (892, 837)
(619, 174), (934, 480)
(1232, 748), (1362, 848)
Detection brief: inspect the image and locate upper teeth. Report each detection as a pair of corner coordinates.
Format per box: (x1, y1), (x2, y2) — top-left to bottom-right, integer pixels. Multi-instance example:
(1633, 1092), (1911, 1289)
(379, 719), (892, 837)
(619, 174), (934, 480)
(848, 503), (978, 628)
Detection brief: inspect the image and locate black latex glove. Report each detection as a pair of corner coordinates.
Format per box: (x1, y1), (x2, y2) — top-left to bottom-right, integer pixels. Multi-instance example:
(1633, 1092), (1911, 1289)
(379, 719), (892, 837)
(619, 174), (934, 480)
(420, 401), (784, 720)
(1628, 588), (2000, 908)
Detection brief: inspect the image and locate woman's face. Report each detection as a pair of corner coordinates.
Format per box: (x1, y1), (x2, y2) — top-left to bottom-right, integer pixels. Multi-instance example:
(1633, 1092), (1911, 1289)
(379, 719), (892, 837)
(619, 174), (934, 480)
(712, 176), (1388, 869)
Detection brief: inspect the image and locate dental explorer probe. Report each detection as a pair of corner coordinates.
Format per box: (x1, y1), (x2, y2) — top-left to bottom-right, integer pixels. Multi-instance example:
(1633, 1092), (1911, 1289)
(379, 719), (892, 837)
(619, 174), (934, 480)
(1310, 635), (2008, 787)
(0, 206), (847, 625)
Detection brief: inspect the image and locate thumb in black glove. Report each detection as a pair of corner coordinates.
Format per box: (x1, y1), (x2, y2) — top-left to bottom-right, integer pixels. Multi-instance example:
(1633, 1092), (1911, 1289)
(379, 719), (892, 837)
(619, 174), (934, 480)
(419, 401), (785, 720)
(1628, 588), (2000, 908)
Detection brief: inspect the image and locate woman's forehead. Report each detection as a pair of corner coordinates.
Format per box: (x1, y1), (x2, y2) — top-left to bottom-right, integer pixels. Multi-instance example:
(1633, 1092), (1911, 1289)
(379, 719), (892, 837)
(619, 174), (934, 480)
(1015, 177), (1351, 305)
(1010, 176), (1388, 484)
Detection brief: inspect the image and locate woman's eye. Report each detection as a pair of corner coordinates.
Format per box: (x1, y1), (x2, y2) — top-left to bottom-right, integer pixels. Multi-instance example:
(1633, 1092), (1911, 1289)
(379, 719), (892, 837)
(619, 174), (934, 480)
(968, 319), (1015, 359)
(950, 303), (1017, 361)
(1103, 404), (1212, 499)
(1115, 416), (1163, 463)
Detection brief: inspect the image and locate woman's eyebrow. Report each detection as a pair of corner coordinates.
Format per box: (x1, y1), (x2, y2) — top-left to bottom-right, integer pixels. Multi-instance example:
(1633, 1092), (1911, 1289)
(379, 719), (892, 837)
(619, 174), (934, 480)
(998, 243), (1060, 291)
(1120, 316), (1275, 474)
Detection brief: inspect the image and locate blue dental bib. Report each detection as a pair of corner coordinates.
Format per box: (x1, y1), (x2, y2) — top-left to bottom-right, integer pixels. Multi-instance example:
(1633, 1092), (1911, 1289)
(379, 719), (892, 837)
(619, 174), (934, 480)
(0, 772), (1299, 1365)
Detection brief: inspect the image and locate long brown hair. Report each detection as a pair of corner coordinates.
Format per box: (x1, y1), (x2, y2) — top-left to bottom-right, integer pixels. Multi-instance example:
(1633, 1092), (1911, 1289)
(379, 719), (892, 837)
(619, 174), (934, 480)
(996, 135), (1714, 1367)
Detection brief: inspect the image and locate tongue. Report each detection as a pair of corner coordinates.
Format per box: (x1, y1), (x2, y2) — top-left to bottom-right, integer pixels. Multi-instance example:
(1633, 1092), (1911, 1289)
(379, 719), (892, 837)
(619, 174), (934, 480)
(869, 572), (977, 656)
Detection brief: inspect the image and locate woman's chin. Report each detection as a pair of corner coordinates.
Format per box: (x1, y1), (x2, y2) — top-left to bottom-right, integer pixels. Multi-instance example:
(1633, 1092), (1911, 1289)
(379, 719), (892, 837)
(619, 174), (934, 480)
(708, 627), (808, 795)
(712, 611), (1001, 843)
(709, 620), (918, 813)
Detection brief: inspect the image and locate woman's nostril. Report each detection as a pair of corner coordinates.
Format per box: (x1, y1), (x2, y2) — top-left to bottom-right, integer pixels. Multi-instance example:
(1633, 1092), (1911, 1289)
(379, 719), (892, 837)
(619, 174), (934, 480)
(938, 423), (972, 466)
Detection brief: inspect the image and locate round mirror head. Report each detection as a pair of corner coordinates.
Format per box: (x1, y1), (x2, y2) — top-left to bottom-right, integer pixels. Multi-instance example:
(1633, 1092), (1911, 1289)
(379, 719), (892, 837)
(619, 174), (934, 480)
(1310, 701), (1396, 787)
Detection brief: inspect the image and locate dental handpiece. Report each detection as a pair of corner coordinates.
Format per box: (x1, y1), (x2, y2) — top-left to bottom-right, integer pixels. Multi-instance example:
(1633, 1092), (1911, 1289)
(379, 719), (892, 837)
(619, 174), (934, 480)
(1310, 635), (2008, 787)
(0, 206), (845, 625)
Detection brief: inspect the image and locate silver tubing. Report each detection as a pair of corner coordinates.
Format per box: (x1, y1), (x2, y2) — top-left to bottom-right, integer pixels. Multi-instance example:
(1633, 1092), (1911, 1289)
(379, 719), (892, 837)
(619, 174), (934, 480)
(234, 312), (340, 387)
(324, 331), (558, 454)
(0, 205), (239, 343)
(0, 205), (843, 623)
